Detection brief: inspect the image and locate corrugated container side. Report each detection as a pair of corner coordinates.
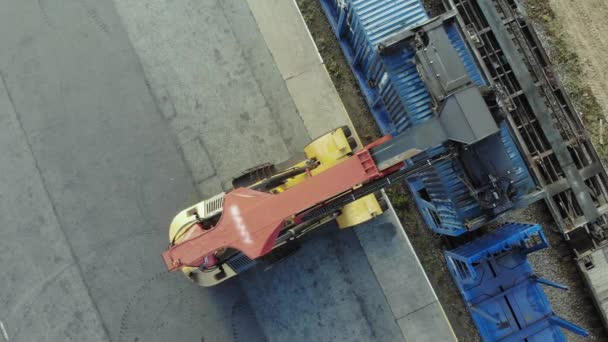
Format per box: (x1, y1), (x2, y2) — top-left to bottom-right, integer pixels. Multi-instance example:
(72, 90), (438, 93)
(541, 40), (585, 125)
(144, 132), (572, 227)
(319, 0), (536, 236)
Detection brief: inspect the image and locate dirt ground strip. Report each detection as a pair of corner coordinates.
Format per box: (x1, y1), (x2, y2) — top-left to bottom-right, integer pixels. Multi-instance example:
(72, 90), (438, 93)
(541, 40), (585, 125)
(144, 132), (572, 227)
(547, 0), (608, 122)
(297, 0), (608, 340)
(524, 0), (608, 157)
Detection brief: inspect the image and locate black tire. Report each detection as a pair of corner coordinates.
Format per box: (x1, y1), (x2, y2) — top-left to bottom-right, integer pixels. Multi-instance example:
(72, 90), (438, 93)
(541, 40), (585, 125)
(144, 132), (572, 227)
(261, 241), (300, 270)
(340, 125), (352, 138)
(347, 136), (357, 150)
(232, 163), (277, 189)
(377, 194), (389, 212)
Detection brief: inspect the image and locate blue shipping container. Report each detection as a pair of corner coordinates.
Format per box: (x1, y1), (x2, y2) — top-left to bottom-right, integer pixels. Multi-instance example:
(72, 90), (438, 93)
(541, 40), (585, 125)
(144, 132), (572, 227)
(319, 0), (537, 235)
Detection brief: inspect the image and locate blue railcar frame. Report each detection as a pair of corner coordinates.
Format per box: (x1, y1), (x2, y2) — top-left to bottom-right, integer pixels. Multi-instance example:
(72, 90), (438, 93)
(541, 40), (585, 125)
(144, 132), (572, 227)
(445, 223), (588, 341)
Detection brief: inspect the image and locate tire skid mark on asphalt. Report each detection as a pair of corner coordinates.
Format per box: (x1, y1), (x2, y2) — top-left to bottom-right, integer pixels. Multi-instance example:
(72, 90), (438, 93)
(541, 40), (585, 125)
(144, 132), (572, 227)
(118, 271), (167, 342)
(0, 320), (9, 341)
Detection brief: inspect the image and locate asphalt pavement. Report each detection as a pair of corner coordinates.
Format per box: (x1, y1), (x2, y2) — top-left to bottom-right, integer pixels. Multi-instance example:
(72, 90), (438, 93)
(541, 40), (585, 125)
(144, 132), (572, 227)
(0, 1), (266, 341)
(0, 1), (454, 341)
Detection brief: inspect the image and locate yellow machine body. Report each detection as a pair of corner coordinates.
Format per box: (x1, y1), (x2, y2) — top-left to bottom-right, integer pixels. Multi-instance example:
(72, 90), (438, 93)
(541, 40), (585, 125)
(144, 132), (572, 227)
(167, 127), (383, 286)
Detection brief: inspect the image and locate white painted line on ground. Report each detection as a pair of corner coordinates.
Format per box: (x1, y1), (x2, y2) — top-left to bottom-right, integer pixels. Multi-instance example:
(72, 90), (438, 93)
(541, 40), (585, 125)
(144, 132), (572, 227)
(0, 320), (9, 341)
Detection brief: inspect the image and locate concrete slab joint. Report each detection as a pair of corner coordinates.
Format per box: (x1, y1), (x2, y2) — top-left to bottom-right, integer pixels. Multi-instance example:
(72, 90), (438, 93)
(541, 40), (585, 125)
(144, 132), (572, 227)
(246, 0), (357, 140)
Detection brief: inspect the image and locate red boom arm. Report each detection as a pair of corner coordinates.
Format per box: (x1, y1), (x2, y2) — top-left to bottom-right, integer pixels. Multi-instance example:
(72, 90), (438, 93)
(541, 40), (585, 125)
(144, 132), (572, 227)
(162, 138), (391, 272)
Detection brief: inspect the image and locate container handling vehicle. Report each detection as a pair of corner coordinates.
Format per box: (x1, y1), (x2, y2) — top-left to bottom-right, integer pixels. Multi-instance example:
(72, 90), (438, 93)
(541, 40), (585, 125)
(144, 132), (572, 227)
(162, 0), (604, 340)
